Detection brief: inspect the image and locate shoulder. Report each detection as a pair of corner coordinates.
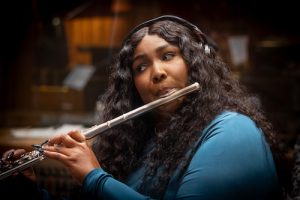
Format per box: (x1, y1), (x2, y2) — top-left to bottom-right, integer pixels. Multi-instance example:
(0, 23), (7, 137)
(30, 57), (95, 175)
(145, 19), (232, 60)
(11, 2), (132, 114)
(206, 111), (257, 130)
(188, 111), (278, 181)
(177, 111), (280, 199)
(191, 111), (273, 170)
(200, 111), (262, 143)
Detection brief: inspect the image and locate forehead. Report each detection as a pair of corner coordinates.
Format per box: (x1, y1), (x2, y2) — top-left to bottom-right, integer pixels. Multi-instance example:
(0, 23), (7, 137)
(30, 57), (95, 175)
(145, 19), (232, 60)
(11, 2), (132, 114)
(134, 35), (171, 55)
(138, 34), (167, 46)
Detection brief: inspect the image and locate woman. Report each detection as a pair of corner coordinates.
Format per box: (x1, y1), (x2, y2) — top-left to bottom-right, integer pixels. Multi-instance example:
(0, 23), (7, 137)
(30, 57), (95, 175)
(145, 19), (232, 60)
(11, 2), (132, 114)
(1, 15), (285, 199)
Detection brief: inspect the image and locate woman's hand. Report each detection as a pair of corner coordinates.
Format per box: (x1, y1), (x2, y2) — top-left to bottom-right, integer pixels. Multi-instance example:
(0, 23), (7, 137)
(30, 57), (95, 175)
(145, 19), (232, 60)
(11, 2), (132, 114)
(1, 149), (37, 181)
(1, 149), (44, 199)
(42, 130), (100, 183)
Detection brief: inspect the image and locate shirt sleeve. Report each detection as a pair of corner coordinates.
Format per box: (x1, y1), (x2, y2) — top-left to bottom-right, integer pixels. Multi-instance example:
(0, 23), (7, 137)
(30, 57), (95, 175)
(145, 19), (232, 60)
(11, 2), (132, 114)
(81, 112), (281, 200)
(174, 112), (280, 200)
(82, 168), (155, 200)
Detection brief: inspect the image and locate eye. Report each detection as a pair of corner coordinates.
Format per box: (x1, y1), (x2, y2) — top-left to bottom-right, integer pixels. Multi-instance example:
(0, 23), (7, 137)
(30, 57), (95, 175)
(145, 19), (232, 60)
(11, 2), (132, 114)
(162, 52), (175, 61)
(133, 63), (147, 75)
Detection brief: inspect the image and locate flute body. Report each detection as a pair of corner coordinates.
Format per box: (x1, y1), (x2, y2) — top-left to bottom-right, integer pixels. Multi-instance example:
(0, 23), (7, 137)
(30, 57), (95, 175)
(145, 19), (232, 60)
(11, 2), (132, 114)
(84, 82), (200, 139)
(0, 82), (200, 180)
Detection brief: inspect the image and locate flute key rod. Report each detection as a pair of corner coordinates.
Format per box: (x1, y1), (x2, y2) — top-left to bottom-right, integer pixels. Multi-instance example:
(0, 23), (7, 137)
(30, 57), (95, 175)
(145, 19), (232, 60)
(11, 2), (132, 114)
(84, 82), (200, 139)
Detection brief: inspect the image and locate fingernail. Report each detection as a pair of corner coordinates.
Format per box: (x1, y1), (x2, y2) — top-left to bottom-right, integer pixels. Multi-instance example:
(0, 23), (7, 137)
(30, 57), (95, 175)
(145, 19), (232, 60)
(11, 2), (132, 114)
(7, 151), (14, 160)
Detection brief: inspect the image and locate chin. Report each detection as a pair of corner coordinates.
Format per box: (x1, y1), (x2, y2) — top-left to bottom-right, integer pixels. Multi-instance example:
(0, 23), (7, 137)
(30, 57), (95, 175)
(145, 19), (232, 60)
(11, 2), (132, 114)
(156, 98), (183, 114)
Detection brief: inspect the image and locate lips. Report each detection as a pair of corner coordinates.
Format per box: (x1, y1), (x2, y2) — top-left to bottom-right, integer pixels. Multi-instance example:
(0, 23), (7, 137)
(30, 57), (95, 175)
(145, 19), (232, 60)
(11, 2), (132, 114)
(157, 88), (178, 98)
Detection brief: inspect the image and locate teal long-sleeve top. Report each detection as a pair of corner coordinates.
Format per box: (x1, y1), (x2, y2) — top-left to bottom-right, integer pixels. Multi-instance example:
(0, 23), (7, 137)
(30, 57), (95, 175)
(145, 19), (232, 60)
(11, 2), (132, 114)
(81, 111), (282, 200)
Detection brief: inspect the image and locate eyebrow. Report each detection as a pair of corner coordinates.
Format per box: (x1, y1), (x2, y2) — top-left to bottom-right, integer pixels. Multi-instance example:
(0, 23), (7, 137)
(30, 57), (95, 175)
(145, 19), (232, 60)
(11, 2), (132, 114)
(133, 44), (170, 61)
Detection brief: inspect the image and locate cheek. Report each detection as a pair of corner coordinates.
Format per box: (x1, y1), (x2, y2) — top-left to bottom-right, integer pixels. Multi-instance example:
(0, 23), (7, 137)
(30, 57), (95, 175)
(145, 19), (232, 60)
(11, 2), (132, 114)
(181, 63), (189, 83)
(179, 67), (188, 80)
(173, 61), (188, 83)
(134, 77), (149, 102)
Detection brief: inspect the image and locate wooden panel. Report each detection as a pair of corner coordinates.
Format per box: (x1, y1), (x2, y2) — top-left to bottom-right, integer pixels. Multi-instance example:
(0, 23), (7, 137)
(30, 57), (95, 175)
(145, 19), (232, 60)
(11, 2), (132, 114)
(31, 86), (84, 112)
(64, 16), (129, 68)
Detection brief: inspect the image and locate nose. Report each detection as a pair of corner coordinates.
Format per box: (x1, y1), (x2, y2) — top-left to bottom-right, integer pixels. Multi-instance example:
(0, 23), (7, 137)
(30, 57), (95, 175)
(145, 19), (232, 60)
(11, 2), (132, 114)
(152, 62), (167, 83)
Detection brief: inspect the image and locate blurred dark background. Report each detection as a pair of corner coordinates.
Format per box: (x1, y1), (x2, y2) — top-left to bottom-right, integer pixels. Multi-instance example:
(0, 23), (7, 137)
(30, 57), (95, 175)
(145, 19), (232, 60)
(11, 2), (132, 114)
(0, 0), (299, 197)
(0, 0), (299, 152)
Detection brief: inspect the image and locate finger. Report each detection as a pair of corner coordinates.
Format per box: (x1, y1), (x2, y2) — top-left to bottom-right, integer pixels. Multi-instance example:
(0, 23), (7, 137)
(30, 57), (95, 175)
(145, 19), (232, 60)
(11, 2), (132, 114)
(1, 149), (26, 161)
(61, 134), (81, 147)
(13, 149), (26, 157)
(2, 149), (15, 160)
(43, 149), (69, 164)
(47, 134), (73, 147)
(68, 130), (85, 143)
(42, 145), (69, 156)
(47, 132), (81, 148)
(46, 133), (65, 146)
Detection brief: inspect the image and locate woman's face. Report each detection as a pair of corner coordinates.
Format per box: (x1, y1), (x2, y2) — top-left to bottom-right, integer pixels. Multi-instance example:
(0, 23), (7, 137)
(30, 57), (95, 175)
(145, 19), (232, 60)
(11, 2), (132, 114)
(132, 34), (188, 116)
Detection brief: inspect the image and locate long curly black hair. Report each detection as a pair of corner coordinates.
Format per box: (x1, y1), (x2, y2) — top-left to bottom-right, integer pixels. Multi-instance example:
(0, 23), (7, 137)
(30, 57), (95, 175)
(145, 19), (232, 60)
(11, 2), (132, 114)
(92, 19), (286, 197)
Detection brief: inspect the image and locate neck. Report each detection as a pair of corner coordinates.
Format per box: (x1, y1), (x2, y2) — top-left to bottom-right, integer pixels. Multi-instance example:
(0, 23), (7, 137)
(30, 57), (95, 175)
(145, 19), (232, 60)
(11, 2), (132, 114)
(154, 114), (171, 133)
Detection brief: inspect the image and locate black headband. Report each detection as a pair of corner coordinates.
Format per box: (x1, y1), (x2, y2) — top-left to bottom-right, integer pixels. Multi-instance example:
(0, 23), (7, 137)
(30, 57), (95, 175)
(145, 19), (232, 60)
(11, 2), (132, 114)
(122, 15), (218, 51)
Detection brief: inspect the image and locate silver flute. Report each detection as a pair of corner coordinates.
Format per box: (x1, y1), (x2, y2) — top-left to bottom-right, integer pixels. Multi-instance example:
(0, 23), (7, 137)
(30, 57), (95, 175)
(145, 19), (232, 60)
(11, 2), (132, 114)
(0, 82), (200, 180)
